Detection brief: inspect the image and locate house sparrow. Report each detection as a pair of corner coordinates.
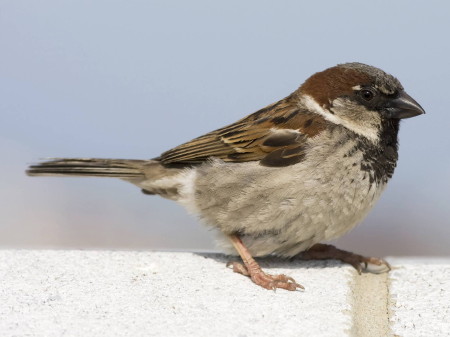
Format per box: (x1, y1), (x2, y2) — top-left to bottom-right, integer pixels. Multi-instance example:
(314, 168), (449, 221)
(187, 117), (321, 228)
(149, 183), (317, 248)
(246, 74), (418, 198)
(27, 62), (425, 291)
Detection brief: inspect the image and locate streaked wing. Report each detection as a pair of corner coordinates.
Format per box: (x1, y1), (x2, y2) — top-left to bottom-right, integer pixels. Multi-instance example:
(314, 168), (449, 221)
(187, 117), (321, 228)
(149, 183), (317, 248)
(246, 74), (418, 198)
(159, 93), (326, 167)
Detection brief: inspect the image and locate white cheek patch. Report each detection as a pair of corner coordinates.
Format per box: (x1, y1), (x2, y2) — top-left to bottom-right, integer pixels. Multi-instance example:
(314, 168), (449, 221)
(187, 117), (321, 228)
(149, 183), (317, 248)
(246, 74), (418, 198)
(330, 98), (380, 143)
(301, 95), (380, 144)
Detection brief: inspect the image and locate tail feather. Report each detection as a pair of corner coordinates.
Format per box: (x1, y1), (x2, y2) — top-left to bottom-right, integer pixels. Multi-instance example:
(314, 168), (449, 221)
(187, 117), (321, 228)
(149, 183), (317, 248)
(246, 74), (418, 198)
(26, 158), (146, 178)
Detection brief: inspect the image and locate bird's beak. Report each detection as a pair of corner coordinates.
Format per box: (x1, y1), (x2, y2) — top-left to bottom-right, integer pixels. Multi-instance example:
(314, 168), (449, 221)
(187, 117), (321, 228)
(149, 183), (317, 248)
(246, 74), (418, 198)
(384, 91), (426, 119)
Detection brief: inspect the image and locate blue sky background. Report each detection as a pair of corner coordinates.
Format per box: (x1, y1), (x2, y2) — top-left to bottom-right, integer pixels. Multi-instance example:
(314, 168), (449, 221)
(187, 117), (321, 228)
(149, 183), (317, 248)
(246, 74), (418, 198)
(1, 0), (449, 255)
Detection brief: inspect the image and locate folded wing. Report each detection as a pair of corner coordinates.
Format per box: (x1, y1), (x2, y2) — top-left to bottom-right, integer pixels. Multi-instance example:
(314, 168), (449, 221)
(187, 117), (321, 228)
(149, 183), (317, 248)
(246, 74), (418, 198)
(160, 93), (326, 167)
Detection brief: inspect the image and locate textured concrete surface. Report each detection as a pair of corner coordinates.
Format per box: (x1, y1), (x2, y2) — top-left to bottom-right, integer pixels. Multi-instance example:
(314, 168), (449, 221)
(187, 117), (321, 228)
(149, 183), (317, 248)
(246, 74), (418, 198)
(0, 251), (449, 337)
(389, 258), (450, 337)
(0, 250), (354, 337)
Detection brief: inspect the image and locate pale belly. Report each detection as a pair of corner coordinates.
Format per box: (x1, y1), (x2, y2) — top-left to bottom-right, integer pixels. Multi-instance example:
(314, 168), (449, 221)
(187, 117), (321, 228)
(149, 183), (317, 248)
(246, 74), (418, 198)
(189, 143), (387, 257)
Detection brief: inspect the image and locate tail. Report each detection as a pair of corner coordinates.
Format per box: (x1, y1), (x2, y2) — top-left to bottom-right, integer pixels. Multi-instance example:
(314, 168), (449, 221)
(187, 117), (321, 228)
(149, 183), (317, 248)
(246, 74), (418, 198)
(26, 158), (147, 178)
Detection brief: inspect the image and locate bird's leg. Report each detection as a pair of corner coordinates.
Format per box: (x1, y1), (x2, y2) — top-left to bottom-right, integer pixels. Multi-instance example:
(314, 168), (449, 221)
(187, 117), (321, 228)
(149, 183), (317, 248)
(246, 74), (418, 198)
(297, 243), (391, 274)
(226, 234), (304, 291)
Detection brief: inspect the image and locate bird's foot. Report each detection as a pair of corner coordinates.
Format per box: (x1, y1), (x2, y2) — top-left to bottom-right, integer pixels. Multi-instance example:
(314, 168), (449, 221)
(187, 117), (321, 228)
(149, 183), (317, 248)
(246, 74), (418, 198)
(227, 261), (304, 291)
(227, 234), (304, 291)
(297, 243), (391, 274)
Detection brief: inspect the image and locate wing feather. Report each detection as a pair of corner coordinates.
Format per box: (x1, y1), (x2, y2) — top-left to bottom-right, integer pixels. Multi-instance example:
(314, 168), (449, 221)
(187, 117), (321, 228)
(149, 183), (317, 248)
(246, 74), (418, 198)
(160, 93), (327, 167)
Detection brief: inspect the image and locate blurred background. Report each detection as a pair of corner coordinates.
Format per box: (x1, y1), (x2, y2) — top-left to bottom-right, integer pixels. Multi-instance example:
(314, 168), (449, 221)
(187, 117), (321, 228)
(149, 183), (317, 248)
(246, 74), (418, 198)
(1, 0), (449, 256)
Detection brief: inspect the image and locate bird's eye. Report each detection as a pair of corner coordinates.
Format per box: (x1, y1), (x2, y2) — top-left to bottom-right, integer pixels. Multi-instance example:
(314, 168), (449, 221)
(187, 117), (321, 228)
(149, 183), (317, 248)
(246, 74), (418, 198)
(360, 89), (375, 101)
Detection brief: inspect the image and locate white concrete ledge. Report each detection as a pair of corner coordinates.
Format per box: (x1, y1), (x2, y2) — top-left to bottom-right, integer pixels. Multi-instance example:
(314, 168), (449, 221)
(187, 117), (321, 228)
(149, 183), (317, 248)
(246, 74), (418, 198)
(0, 251), (449, 337)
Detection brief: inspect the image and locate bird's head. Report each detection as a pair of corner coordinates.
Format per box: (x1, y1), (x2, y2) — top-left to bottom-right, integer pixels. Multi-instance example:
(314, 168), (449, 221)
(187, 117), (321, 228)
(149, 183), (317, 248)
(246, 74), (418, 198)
(298, 62), (425, 143)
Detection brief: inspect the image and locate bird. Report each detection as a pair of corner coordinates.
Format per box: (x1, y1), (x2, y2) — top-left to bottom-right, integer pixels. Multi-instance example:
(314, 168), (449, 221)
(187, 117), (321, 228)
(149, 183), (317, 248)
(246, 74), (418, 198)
(27, 62), (425, 291)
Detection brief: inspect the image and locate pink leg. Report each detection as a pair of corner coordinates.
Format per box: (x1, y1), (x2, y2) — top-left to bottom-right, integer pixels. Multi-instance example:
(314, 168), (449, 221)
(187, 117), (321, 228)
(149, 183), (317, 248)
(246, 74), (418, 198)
(226, 234), (304, 291)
